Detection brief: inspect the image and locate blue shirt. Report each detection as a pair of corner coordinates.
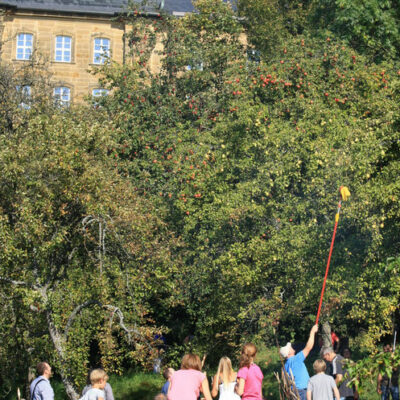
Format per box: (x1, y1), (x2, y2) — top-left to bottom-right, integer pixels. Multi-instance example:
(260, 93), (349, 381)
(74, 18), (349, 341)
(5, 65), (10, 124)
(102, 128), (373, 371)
(30, 376), (54, 400)
(285, 351), (310, 390)
(161, 380), (170, 395)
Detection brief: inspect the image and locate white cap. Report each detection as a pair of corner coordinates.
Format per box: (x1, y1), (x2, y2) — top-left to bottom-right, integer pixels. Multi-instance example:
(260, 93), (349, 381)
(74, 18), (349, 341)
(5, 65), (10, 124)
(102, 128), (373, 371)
(280, 342), (292, 358)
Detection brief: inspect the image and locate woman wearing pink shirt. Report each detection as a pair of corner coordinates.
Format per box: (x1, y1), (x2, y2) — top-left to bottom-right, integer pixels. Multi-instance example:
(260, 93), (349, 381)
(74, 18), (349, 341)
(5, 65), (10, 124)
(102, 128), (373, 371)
(167, 353), (212, 400)
(236, 343), (264, 400)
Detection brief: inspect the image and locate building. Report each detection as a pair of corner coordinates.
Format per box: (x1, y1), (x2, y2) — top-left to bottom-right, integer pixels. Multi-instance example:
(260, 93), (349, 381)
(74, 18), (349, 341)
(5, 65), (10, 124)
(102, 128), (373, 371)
(0, 0), (194, 103)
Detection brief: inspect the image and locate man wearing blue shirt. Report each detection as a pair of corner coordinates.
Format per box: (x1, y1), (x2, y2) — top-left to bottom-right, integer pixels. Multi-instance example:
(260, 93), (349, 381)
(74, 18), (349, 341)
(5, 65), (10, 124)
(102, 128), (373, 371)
(30, 362), (54, 400)
(280, 324), (319, 400)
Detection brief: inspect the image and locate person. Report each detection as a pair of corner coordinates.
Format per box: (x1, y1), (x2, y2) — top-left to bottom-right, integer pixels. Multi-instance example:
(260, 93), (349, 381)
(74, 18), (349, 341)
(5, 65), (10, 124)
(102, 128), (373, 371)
(167, 353), (212, 400)
(154, 395), (167, 400)
(377, 343), (399, 400)
(322, 347), (357, 400)
(280, 324), (319, 400)
(30, 362), (54, 400)
(82, 369), (114, 400)
(161, 367), (174, 395)
(80, 369), (108, 400)
(306, 359), (340, 400)
(331, 332), (340, 353)
(235, 343), (264, 400)
(211, 356), (240, 400)
(342, 348), (352, 360)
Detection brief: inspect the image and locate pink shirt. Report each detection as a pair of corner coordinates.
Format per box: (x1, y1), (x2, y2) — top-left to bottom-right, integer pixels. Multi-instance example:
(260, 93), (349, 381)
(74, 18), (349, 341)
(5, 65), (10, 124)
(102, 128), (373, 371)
(237, 363), (263, 400)
(167, 369), (206, 400)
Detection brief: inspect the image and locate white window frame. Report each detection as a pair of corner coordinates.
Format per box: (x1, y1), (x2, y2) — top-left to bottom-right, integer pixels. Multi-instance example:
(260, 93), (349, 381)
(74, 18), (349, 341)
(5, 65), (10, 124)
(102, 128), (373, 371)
(55, 36), (72, 62)
(93, 37), (110, 65)
(16, 33), (33, 60)
(54, 87), (71, 107)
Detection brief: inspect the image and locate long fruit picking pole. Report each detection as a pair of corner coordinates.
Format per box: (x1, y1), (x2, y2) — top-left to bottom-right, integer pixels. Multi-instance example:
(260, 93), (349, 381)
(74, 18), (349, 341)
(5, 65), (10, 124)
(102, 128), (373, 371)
(315, 186), (350, 325)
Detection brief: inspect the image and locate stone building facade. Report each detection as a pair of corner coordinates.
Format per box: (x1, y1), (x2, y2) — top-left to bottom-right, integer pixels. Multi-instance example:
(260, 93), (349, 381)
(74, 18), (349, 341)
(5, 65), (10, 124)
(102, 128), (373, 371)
(0, 0), (194, 102)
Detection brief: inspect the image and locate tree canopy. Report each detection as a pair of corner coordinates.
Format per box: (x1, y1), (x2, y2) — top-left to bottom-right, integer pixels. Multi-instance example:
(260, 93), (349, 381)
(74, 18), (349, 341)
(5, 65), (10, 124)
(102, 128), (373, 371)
(1, 0), (400, 397)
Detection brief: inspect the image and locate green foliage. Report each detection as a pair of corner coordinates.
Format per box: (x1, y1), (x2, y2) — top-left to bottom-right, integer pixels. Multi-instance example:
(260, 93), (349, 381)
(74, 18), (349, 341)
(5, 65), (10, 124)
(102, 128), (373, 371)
(99, 0), (400, 360)
(346, 346), (400, 393)
(2, 0), (400, 397)
(310, 0), (400, 60)
(0, 105), (180, 394)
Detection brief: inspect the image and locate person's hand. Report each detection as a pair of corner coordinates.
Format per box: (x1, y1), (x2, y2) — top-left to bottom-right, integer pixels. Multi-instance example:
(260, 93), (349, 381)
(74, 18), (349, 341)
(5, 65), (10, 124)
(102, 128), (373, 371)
(311, 324), (319, 335)
(377, 387), (382, 394)
(202, 354), (207, 368)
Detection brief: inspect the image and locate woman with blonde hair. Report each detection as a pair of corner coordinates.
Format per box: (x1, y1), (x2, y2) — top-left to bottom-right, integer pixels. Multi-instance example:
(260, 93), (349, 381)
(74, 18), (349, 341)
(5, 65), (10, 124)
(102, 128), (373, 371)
(211, 357), (240, 400)
(167, 353), (212, 400)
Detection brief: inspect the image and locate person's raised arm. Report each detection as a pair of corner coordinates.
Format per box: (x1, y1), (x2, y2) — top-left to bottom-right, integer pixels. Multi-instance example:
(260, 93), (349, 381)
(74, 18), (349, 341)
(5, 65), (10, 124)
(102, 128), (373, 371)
(303, 324), (319, 358)
(211, 374), (219, 398)
(201, 377), (213, 400)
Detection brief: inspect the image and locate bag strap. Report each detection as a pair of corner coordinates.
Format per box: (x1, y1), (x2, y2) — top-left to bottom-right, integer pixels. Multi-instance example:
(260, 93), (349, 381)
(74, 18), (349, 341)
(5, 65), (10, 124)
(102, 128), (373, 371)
(31, 379), (45, 400)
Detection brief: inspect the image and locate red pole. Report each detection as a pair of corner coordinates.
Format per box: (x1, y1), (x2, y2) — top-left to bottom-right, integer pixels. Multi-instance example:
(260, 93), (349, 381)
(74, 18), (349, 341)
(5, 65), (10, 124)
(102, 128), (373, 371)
(315, 201), (342, 325)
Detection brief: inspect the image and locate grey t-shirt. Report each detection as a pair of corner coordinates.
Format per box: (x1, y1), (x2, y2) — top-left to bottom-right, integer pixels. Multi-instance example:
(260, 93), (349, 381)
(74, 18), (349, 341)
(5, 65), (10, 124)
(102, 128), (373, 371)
(332, 355), (354, 398)
(82, 383), (114, 400)
(307, 373), (337, 400)
(81, 388), (105, 400)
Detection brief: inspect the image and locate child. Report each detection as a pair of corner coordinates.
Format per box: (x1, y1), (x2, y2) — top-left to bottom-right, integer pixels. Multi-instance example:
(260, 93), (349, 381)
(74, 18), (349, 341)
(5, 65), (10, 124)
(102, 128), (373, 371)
(80, 369), (108, 400)
(161, 367), (174, 395)
(236, 343), (264, 400)
(167, 353), (212, 400)
(306, 359), (340, 400)
(211, 356), (240, 400)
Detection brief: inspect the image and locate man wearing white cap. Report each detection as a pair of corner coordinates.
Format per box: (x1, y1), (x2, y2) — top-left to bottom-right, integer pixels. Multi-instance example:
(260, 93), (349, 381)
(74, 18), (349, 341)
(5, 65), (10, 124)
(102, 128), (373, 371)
(280, 324), (319, 400)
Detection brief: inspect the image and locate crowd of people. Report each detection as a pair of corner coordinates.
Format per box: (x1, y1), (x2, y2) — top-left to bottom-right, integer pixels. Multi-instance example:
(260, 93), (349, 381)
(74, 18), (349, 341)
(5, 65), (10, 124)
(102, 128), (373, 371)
(29, 324), (398, 400)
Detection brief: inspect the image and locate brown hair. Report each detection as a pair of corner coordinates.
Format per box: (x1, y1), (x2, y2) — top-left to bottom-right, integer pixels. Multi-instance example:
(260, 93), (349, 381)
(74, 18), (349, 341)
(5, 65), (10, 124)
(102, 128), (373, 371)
(163, 367), (173, 380)
(313, 359), (326, 373)
(181, 354), (202, 371)
(239, 343), (257, 368)
(36, 362), (49, 376)
(90, 369), (108, 384)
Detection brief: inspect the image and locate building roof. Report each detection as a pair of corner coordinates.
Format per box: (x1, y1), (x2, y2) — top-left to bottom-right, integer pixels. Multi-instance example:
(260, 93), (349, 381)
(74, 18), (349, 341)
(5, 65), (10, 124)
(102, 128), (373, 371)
(0, 0), (195, 16)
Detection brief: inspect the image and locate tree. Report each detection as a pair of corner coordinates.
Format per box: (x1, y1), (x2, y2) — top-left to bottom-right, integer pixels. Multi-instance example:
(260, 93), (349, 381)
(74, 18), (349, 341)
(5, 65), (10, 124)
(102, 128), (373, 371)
(0, 106), (180, 398)
(98, 0), (400, 359)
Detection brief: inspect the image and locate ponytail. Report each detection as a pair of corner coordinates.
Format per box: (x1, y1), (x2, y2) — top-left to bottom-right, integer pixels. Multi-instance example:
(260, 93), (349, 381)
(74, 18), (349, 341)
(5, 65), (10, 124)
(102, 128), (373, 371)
(239, 343), (257, 368)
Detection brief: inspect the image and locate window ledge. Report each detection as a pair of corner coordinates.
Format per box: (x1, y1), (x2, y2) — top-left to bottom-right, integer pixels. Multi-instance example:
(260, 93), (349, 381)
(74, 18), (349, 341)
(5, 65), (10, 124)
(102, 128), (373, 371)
(51, 61), (76, 65)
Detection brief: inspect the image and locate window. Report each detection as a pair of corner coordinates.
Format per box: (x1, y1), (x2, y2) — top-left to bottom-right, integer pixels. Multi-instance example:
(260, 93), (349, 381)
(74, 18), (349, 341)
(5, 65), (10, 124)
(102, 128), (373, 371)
(92, 88), (109, 107)
(247, 49), (261, 64)
(186, 54), (203, 71)
(55, 36), (72, 62)
(16, 85), (31, 109)
(16, 33), (33, 60)
(54, 87), (71, 107)
(92, 88), (109, 98)
(93, 38), (110, 64)
(186, 61), (203, 71)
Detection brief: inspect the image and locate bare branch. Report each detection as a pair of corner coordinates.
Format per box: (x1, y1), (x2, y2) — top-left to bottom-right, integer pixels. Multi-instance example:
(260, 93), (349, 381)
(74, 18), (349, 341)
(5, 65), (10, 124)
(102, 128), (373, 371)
(64, 300), (101, 338)
(0, 276), (31, 287)
(64, 300), (152, 350)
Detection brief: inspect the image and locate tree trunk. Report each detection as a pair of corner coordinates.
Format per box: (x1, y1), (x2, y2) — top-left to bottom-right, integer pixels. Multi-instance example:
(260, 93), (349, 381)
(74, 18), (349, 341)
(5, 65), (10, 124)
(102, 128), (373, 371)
(321, 321), (332, 351)
(46, 309), (79, 400)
